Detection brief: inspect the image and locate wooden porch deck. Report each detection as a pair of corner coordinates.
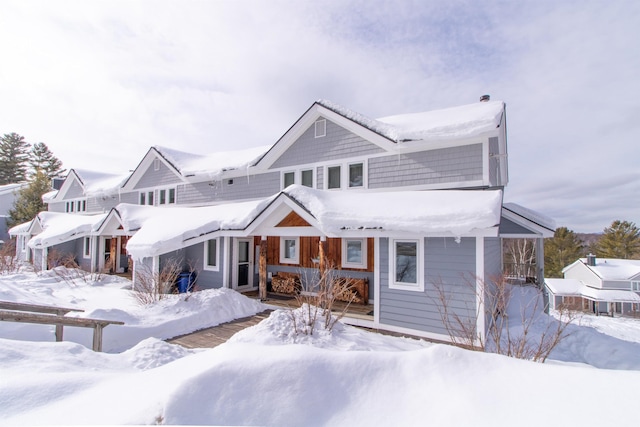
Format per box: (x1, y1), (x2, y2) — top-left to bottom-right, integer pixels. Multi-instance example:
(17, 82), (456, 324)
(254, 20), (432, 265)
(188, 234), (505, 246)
(242, 290), (374, 320)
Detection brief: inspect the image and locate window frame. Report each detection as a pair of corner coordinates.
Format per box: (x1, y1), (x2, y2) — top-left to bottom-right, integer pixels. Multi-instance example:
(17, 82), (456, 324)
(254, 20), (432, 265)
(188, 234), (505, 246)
(280, 237), (300, 264)
(632, 281), (640, 292)
(301, 169), (314, 188)
(342, 238), (367, 269)
(203, 238), (219, 271)
(283, 171), (295, 189)
(389, 238), (424, 292)
(327, 165), (341, 189)
(348, 162), (365, 188)
(83, 237), (91, 259)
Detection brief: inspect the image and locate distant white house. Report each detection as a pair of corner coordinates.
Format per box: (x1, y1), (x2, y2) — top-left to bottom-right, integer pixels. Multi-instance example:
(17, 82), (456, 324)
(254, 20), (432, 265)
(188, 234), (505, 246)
(545, 255), (640, 316)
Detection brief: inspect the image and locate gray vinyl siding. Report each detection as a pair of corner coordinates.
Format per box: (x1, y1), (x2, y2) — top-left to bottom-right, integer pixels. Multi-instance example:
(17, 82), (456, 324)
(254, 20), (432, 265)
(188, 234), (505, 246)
(177, 172), (280, 205)
(316, 166), (324, 189)
(271, 119), (385, 169)
(483, 237), (502, 334)
(379, 237), (477, 337)
(134, 160), (182, 190)
(47, 202), (66, 213)
(63, 180), (84, 199)
(368, 144), (483, 189)
(488, 137), (499, 186)
(159, 239), (226, 290)
(87, 192), (138, 213)
(499, 218), (536, 235)
(50, 239), (91, 271)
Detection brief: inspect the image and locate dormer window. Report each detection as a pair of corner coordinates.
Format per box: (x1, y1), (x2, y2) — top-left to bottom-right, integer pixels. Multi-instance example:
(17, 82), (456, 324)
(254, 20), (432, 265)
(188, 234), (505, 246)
(315, 119), (326, 138)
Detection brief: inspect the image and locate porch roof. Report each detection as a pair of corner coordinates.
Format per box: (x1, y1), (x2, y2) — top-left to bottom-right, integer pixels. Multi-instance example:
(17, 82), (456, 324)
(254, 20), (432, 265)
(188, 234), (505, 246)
(27, 212), (107, 249)
(545, 278), (640, 303)
(122, 186), (503, 259)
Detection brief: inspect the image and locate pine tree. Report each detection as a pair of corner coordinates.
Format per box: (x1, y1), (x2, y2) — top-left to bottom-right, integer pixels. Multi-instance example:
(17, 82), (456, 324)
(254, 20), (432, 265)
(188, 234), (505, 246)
(0, 133), (31, 184)
(595, 220), (640, 259)
(29, 142), (65, 180)
(6, 169), (50, 228)
(544, 227), (585, 277)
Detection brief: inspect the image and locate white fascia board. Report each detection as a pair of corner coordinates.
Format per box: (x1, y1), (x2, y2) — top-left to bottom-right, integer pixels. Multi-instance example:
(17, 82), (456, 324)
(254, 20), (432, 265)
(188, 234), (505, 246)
(50, 170), (83, 202)
(95, 210), (126, 236)
(501, 208), (554, 238)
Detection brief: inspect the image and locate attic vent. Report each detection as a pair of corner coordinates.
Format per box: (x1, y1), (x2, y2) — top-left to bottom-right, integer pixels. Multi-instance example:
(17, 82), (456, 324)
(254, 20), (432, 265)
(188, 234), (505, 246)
(227, 179), (234, 185)
(153, 158), (160, 171)
(480, 94), (490, 102)
(315, 119), (326, 138)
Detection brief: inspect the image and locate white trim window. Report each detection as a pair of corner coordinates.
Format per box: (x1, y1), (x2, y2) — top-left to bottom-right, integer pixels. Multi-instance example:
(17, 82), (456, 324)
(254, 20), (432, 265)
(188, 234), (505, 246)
(315, 119), (326, 138)
(348, 162), (364, 188)
(65, 199), (87, 213)
(158, 188), (176, 205)
(204, 238), (219, 271)
(632, 281), (640, 292)
(283, 171), (295, 189)
(389, 239), (424, 292)
(342, 238), (367, 269)
(327, 165), (341, 189)
(280, 237), (299, 264)
(301, 169), (313, 188)
(83, 237), (91, 259)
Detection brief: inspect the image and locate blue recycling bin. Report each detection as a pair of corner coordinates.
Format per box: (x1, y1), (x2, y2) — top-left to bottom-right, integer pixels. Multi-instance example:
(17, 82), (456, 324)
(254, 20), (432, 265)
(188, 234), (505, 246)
(177, 271), (197, 293)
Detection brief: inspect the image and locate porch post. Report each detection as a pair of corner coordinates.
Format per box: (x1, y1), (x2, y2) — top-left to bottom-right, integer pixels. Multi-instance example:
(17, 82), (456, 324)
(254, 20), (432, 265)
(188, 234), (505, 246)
(318, 236), (327, 287)
(259, 236), (267, 301)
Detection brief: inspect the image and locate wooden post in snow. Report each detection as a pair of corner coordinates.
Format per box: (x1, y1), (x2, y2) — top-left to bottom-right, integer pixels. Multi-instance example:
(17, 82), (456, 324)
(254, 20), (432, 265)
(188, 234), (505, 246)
(259, 236), (267, 301)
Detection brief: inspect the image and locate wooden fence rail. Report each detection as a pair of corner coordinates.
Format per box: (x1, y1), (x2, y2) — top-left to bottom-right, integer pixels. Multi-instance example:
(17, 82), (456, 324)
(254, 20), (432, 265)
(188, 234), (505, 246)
(0, 301), (124, 352)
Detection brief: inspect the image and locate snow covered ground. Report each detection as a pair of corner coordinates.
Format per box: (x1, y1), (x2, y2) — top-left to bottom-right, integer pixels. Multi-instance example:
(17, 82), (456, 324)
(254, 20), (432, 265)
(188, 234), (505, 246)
(1, 268), (639, 426)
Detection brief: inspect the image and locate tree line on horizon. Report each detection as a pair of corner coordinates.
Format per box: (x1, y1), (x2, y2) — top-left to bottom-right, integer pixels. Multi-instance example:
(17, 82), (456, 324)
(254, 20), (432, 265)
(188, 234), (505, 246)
(1, 132), (65, 229)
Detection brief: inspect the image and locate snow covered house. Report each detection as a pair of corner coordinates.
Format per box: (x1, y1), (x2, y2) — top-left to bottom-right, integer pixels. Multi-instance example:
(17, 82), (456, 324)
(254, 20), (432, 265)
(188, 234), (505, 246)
(9, 97), (555, 344)
(0, 183), (28, 243)
(545, 255), (640, 316)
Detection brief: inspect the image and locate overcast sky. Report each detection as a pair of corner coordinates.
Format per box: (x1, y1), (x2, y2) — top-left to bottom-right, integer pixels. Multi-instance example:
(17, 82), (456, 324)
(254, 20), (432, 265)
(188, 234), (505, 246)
(1, 0), (638, 233)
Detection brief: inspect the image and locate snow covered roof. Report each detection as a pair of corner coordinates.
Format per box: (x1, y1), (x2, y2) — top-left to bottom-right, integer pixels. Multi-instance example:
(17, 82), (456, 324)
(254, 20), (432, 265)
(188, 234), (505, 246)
(27, 212), (107, 249)
(0, 183), (27, 196)
(8, 220), (32, 236)
(119, 198), (274, 259)
(318, 99), (505, 142)
(74, 169), (131, 198)
(575, 258), (640, 281)
(155, 145), (271, 178)
(122, 186), (502, 259)
(545, 278), (640, 303)
(282, 185), (503, 236)
(502, 202), (556, 234)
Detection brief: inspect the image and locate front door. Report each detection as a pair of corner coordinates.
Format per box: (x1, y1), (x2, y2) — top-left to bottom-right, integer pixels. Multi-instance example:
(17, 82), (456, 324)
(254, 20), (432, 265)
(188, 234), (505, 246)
(234, 238), (253, 289)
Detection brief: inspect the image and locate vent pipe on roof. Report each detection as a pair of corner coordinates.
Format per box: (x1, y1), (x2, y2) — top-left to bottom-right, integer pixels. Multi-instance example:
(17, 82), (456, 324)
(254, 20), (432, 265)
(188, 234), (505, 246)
(586, 253), (596, 266)
(480, 94), (490, 102)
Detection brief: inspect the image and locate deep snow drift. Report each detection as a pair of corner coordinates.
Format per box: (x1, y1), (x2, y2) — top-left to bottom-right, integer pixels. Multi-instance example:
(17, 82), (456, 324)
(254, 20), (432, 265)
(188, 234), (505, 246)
(1, 268), (639, 426)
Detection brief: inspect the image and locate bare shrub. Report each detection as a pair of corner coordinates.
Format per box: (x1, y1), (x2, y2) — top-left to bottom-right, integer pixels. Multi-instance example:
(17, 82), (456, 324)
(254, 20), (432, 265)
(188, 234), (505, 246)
(132, 258), (182, 305)
(47, 249), (90, 285)
(433, 274), (578, 362)
(0, 240), (20, 274)
(288, 263), (358, 335)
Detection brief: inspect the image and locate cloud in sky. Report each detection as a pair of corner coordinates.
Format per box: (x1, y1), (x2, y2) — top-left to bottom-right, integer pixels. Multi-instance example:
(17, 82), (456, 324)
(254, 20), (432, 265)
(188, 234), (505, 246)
(0, 0), (638, 232)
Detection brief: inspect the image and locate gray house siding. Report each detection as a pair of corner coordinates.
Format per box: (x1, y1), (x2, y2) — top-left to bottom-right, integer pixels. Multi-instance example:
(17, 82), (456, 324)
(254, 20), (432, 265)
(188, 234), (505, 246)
(134, 161), (182, 190)
(316, 166), (324, 189)
(379, 237), (477, 337)
(178, 172), (280, 205)
(47, 202), (66, 213)
(87, 192), (138, 213)
(368, 144), (483, 189)
(499, 218), (536, 235)
(63, 180), (84, 199)
(159, 239), (226, 291)
(483, 237), (502, 332)
(271, 119), (385, 169)
(50, 239), (90, 271)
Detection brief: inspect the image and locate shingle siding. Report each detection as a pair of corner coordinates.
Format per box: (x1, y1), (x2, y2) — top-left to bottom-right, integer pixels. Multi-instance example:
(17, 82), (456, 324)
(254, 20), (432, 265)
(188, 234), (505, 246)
(271, 119), (385, 169)
(368, 144), (483, 189)
(134, 160), (182, 190)
(178, 172), (280, 205)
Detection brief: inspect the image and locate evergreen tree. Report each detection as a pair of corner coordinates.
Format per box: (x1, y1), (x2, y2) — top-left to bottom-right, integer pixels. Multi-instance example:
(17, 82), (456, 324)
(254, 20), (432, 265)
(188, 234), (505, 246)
(29, 142), (65, 180)
(595, 220), (640, 259)
(544, 227), (585, 277)
(6, 169), (49, 228)
(0, 133), (31, 184)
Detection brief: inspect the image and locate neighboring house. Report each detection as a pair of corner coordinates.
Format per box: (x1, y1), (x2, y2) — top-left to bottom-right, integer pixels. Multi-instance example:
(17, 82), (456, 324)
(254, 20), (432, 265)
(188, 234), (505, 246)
(0, 183), (28, 243)
(545, 255), (640, 315)
(9, 96), (556, 344)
